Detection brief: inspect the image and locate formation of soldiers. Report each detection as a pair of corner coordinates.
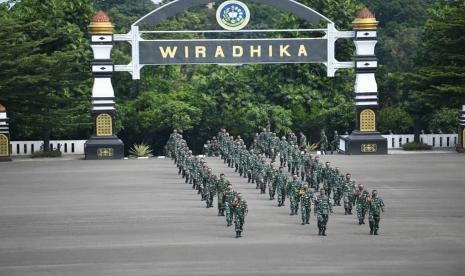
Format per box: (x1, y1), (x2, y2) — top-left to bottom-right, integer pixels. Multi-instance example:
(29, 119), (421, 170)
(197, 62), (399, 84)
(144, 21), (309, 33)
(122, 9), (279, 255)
(167, 130), (248, 238)
(209, 128), (385, 236)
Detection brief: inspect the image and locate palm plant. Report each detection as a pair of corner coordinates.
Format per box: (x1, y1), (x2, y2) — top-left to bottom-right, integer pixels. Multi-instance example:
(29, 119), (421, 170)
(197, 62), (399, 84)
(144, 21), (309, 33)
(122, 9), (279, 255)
(129, 143), (153, 158)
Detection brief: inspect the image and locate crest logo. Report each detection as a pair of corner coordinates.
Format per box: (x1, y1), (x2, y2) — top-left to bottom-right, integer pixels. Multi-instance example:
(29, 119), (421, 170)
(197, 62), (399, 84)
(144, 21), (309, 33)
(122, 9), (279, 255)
(216, 1), (251, 31)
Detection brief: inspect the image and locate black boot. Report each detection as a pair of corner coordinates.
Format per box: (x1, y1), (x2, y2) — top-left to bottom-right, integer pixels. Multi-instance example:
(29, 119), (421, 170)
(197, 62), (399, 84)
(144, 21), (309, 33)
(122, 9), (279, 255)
(345, 208), (348, 215)
(236, 231), (240, 238)
(359, 219), (363, 225)
(238, 231), (242, 238)
(322, 228), (326, 236)
(374, 229), (378, 235)
(318, 228), (322, 236)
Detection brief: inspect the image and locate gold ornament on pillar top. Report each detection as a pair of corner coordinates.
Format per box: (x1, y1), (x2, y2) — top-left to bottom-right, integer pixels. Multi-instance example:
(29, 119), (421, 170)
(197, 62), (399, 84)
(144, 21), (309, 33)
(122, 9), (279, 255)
(89, 11), (114, 34)
(353, 7), (378, 30)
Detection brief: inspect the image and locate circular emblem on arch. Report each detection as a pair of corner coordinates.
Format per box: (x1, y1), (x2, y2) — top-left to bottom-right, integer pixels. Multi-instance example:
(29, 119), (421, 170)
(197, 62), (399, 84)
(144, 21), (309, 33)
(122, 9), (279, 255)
(216, 1), (251, 31)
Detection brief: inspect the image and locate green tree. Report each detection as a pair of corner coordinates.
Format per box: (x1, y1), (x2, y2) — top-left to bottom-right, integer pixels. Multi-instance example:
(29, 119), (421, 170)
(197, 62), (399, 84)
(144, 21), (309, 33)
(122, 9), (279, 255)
(378, 106), (414, 134)
(0, 0), (95, 151)
(429, 107), (460, 133)
(406, 0), (465, 135)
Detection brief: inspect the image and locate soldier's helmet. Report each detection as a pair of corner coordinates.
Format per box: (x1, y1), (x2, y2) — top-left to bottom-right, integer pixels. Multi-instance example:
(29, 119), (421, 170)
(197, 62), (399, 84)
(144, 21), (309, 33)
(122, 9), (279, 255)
(372, 190), (378, 196)
(281, 136), (286, 140)
(303, 183), (309, 188)
(358, 184), (364, 190)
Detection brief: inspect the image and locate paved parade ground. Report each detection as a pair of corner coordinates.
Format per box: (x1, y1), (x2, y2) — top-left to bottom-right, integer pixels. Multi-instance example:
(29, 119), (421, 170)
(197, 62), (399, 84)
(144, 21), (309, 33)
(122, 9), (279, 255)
(0, 154), (465, 276)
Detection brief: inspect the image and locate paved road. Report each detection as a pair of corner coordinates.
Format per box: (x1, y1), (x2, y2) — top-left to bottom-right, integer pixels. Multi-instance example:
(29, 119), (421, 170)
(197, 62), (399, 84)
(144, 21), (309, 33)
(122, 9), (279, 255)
(0, 154), (464, 275)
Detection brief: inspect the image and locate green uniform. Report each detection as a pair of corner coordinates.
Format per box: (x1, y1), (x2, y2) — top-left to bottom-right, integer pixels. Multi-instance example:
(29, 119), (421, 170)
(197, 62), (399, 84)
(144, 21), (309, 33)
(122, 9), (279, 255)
(299, 188), (314, 225)
(224, 189), (238, 226)
(276, 171), (287, 207)
(356, 190), (370, 224)
(343, 179), (356, 214)
(287, 179), (302, 215)
(368, 196), (385, 235)
(319, 133), (328, 155)
(216, 179), (230, 216)
(315, 194), (332, 235)
(233, 199), (248, 237)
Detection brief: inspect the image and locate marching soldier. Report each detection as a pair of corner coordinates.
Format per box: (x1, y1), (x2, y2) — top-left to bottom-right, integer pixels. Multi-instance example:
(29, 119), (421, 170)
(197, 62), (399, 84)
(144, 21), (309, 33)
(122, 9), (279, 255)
(223, 183), (238, 227)
(315, 187), (332, 236)
(216, 173), (229, 216)
(343, 173), (356, 215)
(233, 193), (248, 238)
(287, 174), (302, 216)
(276, 167), (287, 207)
(368, 190), (385, 235)
(299, 182), (314, 225)
(355, 184), (370, 225)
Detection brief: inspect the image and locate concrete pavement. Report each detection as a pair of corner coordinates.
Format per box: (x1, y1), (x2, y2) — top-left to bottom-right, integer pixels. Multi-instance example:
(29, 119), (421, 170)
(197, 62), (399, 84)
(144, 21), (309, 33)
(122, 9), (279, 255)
(0, 154), (464, 275)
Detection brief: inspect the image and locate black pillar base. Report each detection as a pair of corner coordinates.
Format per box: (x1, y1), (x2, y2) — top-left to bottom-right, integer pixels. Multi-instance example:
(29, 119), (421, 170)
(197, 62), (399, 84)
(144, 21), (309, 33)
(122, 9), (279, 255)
(0, 156), (12, 162)
(85, 135), (124, 160)
(343, 131), (388, 155)
(457, 147), (465, 153)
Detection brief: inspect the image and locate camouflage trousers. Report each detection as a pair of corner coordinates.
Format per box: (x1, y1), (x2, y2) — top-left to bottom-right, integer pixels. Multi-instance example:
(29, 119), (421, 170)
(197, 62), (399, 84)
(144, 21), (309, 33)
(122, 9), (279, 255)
(277, 187), (286, 206)
(290, 194), (299, 213)
(369, 213), (381, 232)
(269, 182), (277, 199)
(225, 202), (234, 225)
(301, 204), (311, 224)
(343, 193), (353, 210)
(317, 213), (329, 230)
(234, 214), (245, 232)
(357, 204), (367, 221)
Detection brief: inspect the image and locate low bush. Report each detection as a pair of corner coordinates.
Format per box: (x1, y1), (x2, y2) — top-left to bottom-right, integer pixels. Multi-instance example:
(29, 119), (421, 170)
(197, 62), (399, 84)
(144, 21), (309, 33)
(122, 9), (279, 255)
(402, 142), (432, 151)
(31, 150), (63, 158)
(129, 143), (153, 157)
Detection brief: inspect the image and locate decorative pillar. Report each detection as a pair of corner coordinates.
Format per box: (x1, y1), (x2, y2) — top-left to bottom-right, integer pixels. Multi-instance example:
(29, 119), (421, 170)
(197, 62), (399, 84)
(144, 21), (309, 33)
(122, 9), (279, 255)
(0, 103), (11, 162)
(344, 8), (387, 155)
(458, 104), (465, 153)
(84, 11), (124, 160)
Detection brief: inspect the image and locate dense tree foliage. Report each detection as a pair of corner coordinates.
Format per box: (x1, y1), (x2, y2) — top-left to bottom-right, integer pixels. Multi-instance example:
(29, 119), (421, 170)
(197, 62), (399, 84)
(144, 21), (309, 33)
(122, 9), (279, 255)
(0, 0), (462, 154)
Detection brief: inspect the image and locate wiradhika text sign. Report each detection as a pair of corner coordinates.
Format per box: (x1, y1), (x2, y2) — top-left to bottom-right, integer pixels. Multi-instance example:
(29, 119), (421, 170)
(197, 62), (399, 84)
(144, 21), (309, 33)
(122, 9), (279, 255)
(139, 38), (328, 65)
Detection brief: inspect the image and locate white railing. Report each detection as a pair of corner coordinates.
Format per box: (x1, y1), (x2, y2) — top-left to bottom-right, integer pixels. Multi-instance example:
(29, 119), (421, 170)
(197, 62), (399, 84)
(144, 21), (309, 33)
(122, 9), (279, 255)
(339, 134), (458, 151)
(10, 140), (86, 156)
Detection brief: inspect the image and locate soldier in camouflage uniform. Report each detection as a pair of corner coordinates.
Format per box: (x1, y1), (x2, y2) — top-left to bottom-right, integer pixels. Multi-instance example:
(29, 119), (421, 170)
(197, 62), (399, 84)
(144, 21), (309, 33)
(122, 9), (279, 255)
(216, 173), (229, 216)
(355, 184), (370, 225)
(299, 131), (307, 150)
(322, 161), (334, 197)
(203, 168), (217, 208)
(318, 131), (328, 155)
(276, 167), (287, 207)
(299, 182), (314, 225)
(287, 174), (302, 216)
(233, 193), (248, 238)
(311, 156), (323, 191)
(223, 183), (238, 227)
(290, 144), (301, 176)
(343, 173), (356, 215)
(331, 130), (340, 154)
(333, 167), (344, 206)
(279, 136), (288, 167)
(315, 187), (332, 236)
(268, 164), (278, 200)
(368, 190), (385, 235)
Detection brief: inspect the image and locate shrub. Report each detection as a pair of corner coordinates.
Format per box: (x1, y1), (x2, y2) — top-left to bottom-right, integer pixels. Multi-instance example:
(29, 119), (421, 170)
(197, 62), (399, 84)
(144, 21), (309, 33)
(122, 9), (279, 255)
(305, 143), (318, 152)
(31, 150), (62, 158)
(402, 142), (432, 151)
(129, 143), (153, 157)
